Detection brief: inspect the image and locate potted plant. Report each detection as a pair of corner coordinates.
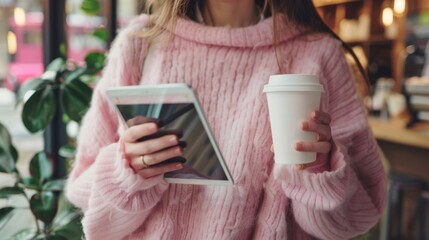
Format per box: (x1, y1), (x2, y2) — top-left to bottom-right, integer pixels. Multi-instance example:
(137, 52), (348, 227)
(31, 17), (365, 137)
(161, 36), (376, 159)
(0, 1), (107, 238)
(0, 121), (82, 240)
(0, 47), (105, 239)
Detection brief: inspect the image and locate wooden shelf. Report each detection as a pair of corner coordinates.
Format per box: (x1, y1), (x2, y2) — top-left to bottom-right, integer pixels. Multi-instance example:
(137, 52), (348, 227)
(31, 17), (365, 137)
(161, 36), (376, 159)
(315, 0), (408, 92)
(316, 0), (429, 93)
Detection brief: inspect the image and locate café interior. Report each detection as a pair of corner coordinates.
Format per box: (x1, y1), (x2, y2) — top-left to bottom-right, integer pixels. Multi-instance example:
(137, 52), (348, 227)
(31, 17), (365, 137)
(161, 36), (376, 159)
(314, 0), (429, 239)
(0, 0), (428, 239)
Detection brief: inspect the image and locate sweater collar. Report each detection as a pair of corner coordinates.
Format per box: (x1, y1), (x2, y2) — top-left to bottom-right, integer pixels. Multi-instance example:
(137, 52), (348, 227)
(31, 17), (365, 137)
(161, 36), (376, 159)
(171, 14), (302, 48)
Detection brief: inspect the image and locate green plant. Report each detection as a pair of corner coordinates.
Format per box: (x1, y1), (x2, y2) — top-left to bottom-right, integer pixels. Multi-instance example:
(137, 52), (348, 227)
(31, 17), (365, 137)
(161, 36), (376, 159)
(0, 122), (82, 239)
(0, 51), (105, 239)
(18, 52), (104, 128)
(0, 48), (105, 238)
(0, 1), (107, 238)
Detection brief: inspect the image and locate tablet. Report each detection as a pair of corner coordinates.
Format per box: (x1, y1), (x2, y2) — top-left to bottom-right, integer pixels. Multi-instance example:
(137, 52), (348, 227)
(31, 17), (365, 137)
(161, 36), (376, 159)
(106, 84), (234, 186)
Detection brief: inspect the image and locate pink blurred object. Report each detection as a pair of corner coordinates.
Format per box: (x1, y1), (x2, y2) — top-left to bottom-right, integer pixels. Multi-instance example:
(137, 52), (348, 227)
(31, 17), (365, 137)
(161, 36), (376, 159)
(4, 12), (106, 91)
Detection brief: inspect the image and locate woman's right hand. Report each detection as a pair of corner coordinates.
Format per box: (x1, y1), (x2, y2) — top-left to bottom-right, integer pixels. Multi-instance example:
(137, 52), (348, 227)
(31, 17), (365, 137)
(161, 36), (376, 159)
(122, 122), (184, 179)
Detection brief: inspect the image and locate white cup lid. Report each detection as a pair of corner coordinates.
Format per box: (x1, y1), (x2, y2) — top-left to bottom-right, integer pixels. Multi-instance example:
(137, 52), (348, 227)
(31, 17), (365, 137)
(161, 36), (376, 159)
(263, 74), (324, 92)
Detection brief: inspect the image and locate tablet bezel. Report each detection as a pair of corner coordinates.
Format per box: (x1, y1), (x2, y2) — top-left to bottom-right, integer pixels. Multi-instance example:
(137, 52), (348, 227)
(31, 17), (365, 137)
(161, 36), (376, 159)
(106, 83), (234, 186)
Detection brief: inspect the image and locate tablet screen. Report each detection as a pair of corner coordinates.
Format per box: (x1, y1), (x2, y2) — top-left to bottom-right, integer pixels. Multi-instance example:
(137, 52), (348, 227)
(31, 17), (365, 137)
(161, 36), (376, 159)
(108, 84), (233, 185)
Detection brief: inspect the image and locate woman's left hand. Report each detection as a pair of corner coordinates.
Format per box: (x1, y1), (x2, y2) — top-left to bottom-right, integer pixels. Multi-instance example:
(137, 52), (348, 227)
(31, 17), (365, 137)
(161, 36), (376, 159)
(270, 110), (332, 170)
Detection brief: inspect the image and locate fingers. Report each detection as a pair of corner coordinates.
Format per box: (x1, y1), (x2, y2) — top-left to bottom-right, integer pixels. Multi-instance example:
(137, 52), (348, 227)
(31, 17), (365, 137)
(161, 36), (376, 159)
(295, 140), (331, 171)
(130, 146), (183, 171)
(312, 110), (331, 125)
(122, 123), (158, 143)
(271, 110), (333, 171)
(138, 163), (184, 179)
(127, 134), (179, 157)
(296, 164), (305, 170)
(295, 111), (332, 170)
(138, 129), (183, 142)
(297, 110), (332, 155)
(301, 120), (331, 141)
(295, 141), (332, 154)
(121, 121), (186, 179)
(300, 110), (332, 141)
(126, 116), (159, 127)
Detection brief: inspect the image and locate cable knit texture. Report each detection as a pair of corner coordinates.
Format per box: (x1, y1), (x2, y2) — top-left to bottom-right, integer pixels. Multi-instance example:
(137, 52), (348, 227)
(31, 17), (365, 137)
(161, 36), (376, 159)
(66, 14), (387, 240)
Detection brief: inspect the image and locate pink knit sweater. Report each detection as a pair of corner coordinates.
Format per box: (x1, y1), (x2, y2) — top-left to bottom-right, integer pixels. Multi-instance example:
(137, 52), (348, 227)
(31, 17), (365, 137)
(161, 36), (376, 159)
(66, 14), (387, 240)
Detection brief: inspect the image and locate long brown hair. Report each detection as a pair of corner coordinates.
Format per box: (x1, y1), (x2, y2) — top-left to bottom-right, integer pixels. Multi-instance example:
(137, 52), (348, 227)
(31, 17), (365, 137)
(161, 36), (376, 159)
(141, 0), (370, 91)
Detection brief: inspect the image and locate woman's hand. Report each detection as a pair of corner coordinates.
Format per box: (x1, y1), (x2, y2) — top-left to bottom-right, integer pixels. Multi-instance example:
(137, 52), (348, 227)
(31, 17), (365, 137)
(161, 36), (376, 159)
(122, 121), (184, 179)
(270, 110), (332, 170)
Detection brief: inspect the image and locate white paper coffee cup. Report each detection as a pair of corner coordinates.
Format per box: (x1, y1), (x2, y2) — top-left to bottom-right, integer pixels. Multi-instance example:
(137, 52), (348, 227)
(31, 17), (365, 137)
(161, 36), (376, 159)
(263, 74), (324, 165)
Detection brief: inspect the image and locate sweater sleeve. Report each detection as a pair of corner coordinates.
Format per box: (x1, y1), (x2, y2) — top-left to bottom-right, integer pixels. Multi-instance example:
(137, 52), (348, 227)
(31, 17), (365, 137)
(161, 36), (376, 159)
(274, 39), (387, 239)
(65, 15), (169, 239)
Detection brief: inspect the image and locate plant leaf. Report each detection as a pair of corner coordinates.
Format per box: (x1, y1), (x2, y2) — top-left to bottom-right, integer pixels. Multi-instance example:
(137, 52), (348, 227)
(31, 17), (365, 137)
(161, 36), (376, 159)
(59, 144), (76, 159)
(30, 192), (57, 224)
(51, 195), (83, 240)
(43, 179), (66, 192)
(0, 123), (12, 147)
(60, 43), (67, 59)
(9, 229), (37, 240)
(80, 0), (100, 15)
(46, 58), (66, 73)
(61, 79), (92, 123)
(45, 234), (68, 240)
(22, 86), (56, 133)
(17, 78), (51, 105)
(64, 67), (87, 83)
(29, 152), (53, 182)
(20, 177), (42, 190)
(92, 27), (108, 42)
(0, 123), (17, 173)
(53, 216), (83, 240)
(0, 187), (25, 198)
(84, 51), (106, 74)
(10, 144), (18, 164)
(42, 58), (66, 82)
(0, 207), (15, 230)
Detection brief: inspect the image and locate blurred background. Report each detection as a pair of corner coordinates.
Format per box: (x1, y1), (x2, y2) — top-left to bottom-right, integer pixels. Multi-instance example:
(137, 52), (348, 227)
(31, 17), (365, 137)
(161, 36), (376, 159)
(0, 0), (140, 239)
(0, 0), (428, 239)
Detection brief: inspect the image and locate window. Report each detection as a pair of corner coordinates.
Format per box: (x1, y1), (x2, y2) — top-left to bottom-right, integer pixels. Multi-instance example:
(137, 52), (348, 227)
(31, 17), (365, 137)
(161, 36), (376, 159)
(0, 1), (44, 238)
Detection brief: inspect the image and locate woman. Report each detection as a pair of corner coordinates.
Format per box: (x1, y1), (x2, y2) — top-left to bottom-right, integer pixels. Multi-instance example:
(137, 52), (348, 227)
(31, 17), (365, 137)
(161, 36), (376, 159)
(66, 0), (387, 239)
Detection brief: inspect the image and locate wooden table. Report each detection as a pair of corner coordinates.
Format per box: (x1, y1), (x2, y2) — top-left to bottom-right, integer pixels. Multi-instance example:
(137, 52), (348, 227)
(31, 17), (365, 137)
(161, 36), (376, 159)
(368, 117), (429, 182)
(368, 117), (429, 239)
(368, 117), (429, 149)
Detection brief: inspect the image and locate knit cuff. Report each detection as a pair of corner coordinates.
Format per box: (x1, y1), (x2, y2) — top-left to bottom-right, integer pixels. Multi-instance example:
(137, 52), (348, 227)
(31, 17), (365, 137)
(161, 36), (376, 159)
(93, 141), (169, 211)
(274, 142), (356, 210)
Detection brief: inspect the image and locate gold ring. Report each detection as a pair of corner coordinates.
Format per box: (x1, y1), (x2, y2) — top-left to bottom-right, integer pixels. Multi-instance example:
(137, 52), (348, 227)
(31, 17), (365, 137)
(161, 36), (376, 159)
(141, 155), (150, 168)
